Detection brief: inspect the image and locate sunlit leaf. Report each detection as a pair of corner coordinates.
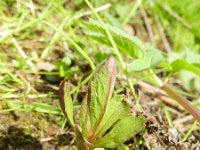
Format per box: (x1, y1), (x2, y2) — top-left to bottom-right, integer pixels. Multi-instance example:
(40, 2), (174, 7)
(186, 50), (200, 64)
(179, 71), (200, 91)
(80, 56), (117, 140)
(94, 95), (130, 138)
(128, 47), (163, 71)
(85, 20), (144, 59)
(94, 116), (145, 148)
(171, 59), (200, 76)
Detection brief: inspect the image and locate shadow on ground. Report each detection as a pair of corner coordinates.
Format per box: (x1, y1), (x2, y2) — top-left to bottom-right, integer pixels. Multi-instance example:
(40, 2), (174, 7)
(0, 126), (43, 150)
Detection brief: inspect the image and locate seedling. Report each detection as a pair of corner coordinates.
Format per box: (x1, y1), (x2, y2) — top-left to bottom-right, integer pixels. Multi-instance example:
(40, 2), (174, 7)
(59, 57), (145, 149)
(84, 19), (200, 123)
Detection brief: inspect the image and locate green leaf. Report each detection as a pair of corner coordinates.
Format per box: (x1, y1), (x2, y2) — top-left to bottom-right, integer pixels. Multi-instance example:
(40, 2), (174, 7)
(128, 47), (163, 71)
(94, 95), (130, 138)
(186, 50), (200, 64)
(75, 126), (89, 150)
(171, 59), (200, 76)
(85, 20), (144, 59)
(94, 116), (146, 148)
(117, 145), (129, 150)
(80, 56), (117, 140)
(179, 71), (200, 92)
(59, 80), (75, 127)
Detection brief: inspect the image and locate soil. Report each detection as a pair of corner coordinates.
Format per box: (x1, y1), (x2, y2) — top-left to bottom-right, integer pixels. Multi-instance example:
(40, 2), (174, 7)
(0, 3), (199, 149)
(0, 81), (199, 150)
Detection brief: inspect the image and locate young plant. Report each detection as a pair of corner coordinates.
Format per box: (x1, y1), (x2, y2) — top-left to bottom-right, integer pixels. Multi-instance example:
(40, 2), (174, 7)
(84, 19), (200, 123)
(59, 57), (145, 149)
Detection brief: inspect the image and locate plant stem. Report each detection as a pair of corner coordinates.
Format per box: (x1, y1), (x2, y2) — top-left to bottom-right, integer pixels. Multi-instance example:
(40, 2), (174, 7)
(147, 70), (200, 123)
(162, 84), (200, 123)
(85, 0), (137, 100)
(122, 0), (143, 25)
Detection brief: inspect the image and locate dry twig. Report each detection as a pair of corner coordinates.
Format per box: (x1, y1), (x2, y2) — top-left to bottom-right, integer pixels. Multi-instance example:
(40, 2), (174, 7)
(140, 5), (155, 45)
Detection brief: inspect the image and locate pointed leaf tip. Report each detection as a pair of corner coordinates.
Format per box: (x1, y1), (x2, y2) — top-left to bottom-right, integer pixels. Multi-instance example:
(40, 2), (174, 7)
(98, 56), (116, 76)
(59, 79), (75, 127)
(107, 56), (116, 76)
(107, 56), (115, 66)
(80, 56), (117, 140)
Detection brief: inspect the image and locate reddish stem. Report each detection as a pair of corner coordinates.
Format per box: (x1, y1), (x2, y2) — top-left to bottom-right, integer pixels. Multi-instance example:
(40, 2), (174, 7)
(161, 84), (200, 123)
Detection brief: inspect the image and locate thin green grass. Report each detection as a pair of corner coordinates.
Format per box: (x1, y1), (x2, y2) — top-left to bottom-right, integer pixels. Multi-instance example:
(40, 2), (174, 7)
(85, 0), (138, 106)
(0, 0), (200, 149)
(163, 106), (173, 128)
(182, 121), (198, 142)
(43, 20), (96, 70)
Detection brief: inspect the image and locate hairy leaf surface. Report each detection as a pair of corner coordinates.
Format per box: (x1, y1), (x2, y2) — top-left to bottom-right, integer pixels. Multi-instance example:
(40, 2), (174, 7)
(85, 20), (144, 59)
(94, 116), (145, 148)
(128, 47), (163, 71)
(80, 56), (116, 139)
(94, 95), (130, 138)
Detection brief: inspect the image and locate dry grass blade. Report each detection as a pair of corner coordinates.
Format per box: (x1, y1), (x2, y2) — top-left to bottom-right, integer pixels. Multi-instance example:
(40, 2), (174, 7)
(162, 84), (200, 123)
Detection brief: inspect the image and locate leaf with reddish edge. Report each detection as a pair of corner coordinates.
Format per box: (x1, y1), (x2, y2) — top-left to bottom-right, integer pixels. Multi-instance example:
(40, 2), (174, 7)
(94, 95), (130, 140)
(94, 116), (146, 148)
(80, 56), (117, 143)
(59, 79), (75, 128)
